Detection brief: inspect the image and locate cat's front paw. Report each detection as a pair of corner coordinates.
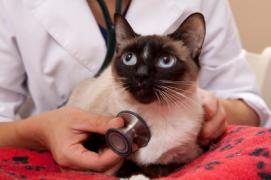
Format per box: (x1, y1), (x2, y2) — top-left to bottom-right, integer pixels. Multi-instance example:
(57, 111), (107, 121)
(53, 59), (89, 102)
(120, 174), (150, 180)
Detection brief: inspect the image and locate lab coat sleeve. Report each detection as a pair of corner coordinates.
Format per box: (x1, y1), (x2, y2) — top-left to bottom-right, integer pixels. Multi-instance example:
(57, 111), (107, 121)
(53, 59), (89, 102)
(199, 0), (271, 127)
(0, 3), (27, 122)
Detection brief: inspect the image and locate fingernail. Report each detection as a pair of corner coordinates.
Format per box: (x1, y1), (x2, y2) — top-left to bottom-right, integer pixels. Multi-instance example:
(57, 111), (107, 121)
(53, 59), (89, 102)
(132, 144), (139, 152)
(109, 117), (124, 128)
(200, 139), (210, 146)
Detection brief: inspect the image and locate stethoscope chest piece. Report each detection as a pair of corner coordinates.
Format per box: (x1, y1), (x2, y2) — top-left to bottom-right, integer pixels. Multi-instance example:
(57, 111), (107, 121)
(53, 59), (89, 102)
(105, 111), (151, 157)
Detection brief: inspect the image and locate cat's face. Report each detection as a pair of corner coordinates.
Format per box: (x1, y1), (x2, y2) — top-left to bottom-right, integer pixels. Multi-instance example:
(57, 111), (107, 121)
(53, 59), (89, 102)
(112, 14), (206, 105)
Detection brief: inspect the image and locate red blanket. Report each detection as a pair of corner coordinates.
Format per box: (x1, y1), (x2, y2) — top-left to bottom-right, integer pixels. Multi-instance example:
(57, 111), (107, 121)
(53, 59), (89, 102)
(0, 126), (271, 180)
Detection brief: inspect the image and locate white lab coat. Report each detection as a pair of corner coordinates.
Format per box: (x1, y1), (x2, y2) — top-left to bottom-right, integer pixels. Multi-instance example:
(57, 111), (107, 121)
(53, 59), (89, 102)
(0, 0), (270, 126)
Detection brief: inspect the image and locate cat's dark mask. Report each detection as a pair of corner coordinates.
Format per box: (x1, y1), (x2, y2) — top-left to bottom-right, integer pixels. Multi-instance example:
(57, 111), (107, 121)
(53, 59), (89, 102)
(112, 13), (206, 104)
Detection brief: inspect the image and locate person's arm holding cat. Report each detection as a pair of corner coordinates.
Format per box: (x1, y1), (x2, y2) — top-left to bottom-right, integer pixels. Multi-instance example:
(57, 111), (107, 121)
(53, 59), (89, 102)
(0, 107), (124, 174)
(198, 0), (270, 145)
(199, 89), (259, 145)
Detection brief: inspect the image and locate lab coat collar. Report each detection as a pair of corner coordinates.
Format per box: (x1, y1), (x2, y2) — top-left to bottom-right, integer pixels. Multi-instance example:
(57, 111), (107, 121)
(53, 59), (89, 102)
(126, 0), (186, 35)
(23, 0), (186, 72)
(24, 0), (107, 72)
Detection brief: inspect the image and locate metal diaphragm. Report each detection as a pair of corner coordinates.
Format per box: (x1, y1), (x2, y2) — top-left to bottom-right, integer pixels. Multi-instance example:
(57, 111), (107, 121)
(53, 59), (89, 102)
(105, 111), (151, 157)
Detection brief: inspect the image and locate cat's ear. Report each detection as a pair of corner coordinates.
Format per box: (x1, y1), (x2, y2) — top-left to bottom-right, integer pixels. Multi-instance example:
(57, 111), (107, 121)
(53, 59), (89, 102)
(114, 14), (137, 43)
(169, 13), (206, 60)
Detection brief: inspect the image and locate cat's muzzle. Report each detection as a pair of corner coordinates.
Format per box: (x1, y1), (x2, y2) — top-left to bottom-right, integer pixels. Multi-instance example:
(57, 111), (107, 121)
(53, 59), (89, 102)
(105, 111), (151, 157)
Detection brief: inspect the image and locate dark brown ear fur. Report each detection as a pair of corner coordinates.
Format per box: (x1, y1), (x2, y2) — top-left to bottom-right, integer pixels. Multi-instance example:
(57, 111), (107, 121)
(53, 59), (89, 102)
(115, 13), (205, 66)
(114, 14), (138, 43)
(169, 13), (206, 65)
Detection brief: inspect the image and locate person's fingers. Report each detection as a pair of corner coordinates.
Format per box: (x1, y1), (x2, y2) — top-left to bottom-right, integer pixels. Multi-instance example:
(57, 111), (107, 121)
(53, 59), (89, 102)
(200, 100), (226, 140)
(104, 160), (124, 176)
(79, 115), (124, 134)
(132, 144), (139, 153)
(62, 144), (123, 172)
(199, 138), (210, 146)
(96, 148), (124, 171)
(211, 120), (228, 140)
(61, 161), (123, 176)
(199, 89), (218, 121)
(200, 120), (227, 146)
(203, 103), (216, 121)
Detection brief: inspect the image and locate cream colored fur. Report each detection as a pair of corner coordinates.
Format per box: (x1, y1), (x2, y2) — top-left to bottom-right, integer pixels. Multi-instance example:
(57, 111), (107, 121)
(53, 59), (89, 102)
(67, 67), (204, 166)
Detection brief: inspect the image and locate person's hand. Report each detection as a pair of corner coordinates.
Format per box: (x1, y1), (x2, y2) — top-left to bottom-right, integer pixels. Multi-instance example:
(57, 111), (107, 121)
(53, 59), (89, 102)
(18, 107), (124, 175)
(198, 89), (228, 146)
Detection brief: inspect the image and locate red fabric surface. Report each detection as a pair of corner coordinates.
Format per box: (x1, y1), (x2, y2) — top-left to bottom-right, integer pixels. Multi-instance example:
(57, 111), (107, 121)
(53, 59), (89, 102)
(0, 125), (271, 180)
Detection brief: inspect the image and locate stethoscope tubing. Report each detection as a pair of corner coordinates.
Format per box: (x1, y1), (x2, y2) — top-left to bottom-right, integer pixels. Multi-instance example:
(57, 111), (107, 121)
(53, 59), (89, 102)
(94, 0), (122, 77)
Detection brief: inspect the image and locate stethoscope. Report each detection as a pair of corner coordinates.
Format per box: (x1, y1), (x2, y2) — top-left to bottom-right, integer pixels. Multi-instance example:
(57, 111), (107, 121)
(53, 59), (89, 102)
(89, 0), (151, 157)
(106, 111), (151, 157)
(94, 0), (122, 77)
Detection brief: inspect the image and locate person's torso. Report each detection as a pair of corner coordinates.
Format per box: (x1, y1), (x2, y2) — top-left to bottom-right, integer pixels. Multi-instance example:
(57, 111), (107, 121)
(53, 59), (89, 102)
(4, 0), (211, 115)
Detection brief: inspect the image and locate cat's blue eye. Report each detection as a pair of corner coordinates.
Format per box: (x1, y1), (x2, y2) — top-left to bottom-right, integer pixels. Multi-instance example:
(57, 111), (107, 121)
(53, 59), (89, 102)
(157, 55), (176, 68)
(122, 52), (137, 66)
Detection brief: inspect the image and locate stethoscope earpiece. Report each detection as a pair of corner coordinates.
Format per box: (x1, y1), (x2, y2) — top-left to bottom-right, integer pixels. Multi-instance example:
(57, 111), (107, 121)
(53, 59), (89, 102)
(105, 111), (151, 157)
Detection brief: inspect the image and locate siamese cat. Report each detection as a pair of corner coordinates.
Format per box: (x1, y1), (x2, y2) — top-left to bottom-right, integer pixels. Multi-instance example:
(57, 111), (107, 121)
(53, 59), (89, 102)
(67, 13), (206, 178)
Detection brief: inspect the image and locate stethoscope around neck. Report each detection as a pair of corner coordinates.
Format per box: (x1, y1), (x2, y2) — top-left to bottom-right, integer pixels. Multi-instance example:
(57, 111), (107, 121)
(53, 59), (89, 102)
(94, 0), (122, 77)
(89, 0), (151, 157)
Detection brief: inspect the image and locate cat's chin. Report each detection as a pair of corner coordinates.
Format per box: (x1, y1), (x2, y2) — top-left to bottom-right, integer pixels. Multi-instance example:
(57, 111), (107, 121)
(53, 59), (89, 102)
(130, 95), (177, 108)
(133, 97), (155, 104)
(130, 93), (156, 104)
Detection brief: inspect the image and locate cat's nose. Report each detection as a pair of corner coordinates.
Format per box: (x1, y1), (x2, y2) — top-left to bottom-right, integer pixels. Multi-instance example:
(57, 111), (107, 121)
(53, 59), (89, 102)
(136, 66), (149, 79)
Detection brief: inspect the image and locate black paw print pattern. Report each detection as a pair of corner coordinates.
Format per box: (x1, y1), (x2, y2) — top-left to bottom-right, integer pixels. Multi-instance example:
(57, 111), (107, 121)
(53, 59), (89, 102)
(249, 148), (271, 180)
(1, 125), (271, 180)
(12, 156), (29, 164)
(204, 161), (222, 170)
(250, 148), (270, 158)
(170, 126), (271, 180)
(0, 148), (117, 180)
(256, 161), (271, 180)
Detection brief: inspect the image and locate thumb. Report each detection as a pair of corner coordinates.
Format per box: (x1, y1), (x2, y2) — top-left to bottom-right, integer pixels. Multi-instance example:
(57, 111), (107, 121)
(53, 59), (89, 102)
(201, 93), (218, 121)
(66, 144), (123, 171)
(203, 104), (214, 121)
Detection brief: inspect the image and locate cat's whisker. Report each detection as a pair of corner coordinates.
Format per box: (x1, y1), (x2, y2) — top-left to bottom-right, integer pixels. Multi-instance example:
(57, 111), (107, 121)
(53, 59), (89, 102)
(158, 79), (195, 83)
(161, 87), (193, 105)
(158, 82), (195, 87)
(161, 84), (195, 92)
(162, 88), (184, 105)
(157, 88), (171, 109)
(159, 85), (198, 107)
(159, 86), (197, 109)
(111, 82), (126, 88)
(113, 77), (128, 84)
(153, 88), (163, 106)
(113, 80), (126, 85)
(161, 86), (196, 100)
(170, 89), (198, 107)
(111, 84), (129, 95)
(154, 87), (170, 107)
(156, 90), (167, 106)
(162, 85), (197, 100)
(155, 87), (169, 106)
(163, 90), (188, 112)
(164, 90), (178, 107)
(117, 84), (128, 90)
(158, 86), (192, 111)
(157, 80), (195, 86)
(113, 77), (128, 80)
(112, 81), (130, 89)
(157, 87), (181, 111)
